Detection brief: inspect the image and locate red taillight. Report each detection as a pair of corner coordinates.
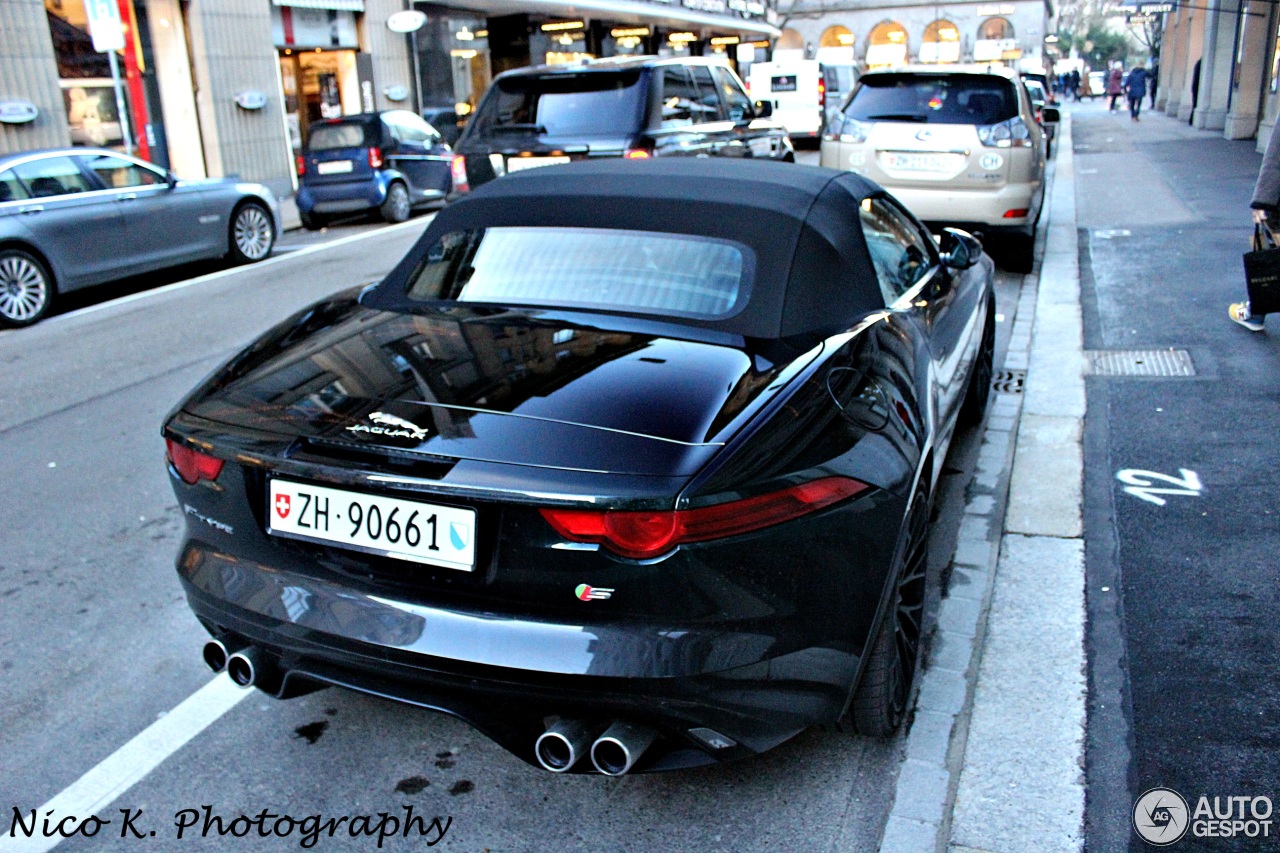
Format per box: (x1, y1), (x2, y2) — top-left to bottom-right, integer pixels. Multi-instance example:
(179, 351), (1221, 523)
(1003, 208), (1030, 219)
(624, 148), (652, 159)
(368, 147), (383, 169)
(450, 155), (470, 193)
(295, 155), (306, 177)
(165, 438), (224, 485)
(818, 78), (826, 108)
(539, 476), (870, 560)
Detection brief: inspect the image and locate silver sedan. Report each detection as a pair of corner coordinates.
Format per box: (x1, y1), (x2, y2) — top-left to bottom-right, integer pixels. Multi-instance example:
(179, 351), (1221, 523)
(0, 148), (280, 327)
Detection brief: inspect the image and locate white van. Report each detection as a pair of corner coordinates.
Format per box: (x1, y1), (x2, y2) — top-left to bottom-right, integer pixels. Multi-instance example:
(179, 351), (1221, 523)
(749, 60), (825, 140)
(748, 60), (859, 141)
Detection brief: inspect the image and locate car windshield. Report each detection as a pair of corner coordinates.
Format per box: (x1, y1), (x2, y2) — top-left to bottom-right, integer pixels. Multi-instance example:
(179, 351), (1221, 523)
(471, 71), (645, 137)
(843, 74), (1019, 125)
(307, 121), (373, 151)
(405, 226), (751, 320)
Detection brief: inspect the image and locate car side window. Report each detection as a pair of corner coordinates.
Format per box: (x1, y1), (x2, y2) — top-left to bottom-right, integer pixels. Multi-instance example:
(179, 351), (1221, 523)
(660, 67), (698, 127)
(712, 66), (753, 122)
(0, 169), (30, 202)
(79, 154), (166, 190)
(11, 156), (94, 198)
(859, 197), (935, 305)
(688, 66), (722, 123)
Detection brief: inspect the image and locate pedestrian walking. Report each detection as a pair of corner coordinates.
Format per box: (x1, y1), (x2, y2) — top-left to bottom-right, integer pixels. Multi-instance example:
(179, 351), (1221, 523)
(1107, 63), (1124, 112)
(1126, 64), (1149, 121)
(1230, 128), (1280, 330)
(1068, 69), (1080, 101)
(1149, 60), (1159, 108)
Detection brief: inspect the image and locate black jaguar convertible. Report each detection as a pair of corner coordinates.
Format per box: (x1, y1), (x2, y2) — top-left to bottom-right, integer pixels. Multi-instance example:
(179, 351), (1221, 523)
(163, 158), (995, 774)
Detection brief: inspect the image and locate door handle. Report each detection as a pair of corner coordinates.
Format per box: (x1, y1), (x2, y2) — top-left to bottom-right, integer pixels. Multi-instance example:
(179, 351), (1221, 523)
(117, 192), (138, 201)
(18, 205), (44, 214)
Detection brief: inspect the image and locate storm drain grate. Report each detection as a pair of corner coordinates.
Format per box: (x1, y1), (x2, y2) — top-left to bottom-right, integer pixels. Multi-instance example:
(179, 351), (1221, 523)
(1085, 349), (1196, 377)
(992, 369), (1026, 394)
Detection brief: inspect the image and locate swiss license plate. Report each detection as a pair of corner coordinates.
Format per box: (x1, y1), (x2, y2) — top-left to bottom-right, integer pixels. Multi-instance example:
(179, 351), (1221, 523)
(882, 152), (960, 173)
(316, 160), (353, 175)
(505, 155), (571, 172)
(267, 479), (476, 571)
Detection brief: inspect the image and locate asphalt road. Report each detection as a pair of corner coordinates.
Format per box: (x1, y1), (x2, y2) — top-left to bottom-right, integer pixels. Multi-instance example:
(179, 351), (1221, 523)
(1073, 104), (1280, 851)
(0, 162), (1024, 853)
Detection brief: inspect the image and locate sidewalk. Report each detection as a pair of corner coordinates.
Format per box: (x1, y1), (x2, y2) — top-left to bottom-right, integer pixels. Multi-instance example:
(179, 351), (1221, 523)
(877, 109), (1087, 853)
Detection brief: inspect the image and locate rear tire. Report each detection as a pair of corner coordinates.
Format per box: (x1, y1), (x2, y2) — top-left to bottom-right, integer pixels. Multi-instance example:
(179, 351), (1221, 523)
(0, 248), (54, 328)
(228, 201), (275, 264)
(959, 295), (996, 427)
(380, 182), (410, 223)
(1007, 231), (1035, 274)
(851, 483), (929, 737)
(299, 210), (326, 231)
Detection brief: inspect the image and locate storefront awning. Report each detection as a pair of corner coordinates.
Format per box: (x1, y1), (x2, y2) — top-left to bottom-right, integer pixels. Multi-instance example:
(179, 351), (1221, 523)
(273, 0), (366, 11)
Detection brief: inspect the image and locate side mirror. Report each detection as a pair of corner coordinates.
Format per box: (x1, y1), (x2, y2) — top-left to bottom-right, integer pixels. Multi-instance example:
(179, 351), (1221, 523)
(1041, 106), (1061, 124)
(753, 100), (773, 118)
(940, 227), (982, 270)
(166, 171), (178, 189)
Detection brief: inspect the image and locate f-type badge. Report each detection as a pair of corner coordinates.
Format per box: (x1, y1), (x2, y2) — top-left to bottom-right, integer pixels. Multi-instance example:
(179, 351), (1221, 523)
(345, 411), (429, 441)
(576, 584), (614, 601)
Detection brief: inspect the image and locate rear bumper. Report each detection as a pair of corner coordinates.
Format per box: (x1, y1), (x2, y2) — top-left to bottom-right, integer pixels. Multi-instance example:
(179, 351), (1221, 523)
(885, 182), (1041, 231)
(296, 178), (387, 215)
(179, 539), (860, 771)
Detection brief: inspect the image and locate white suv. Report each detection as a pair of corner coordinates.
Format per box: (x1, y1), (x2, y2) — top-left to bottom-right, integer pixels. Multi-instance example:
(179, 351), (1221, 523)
(820, 66), (1053, 270)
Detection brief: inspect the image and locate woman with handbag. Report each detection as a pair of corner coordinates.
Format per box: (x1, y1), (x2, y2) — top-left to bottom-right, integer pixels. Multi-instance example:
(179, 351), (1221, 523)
(1232, 127), (1280, 331)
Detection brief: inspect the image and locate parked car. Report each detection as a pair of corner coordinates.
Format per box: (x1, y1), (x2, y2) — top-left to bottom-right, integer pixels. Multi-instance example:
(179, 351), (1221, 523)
(820, 65), (1054, 271)
(163, 157), (995, 774)
(1085, 70), (1106, 99)
(296, 110), (452, 230)
(421, 104), (468, 148)
(1022, 78), (1058, 157)
(449, 57), (792, 195)
(1020, 71), (1055, 103)
(0, 148), (278, 328)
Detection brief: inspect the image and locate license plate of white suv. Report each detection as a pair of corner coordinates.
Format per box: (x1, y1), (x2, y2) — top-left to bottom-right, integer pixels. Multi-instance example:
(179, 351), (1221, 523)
(883, 152), (961, 173)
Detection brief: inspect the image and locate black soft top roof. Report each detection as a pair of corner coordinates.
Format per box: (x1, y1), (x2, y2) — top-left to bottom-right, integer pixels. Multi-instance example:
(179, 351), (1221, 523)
(365, 158), (889, 339)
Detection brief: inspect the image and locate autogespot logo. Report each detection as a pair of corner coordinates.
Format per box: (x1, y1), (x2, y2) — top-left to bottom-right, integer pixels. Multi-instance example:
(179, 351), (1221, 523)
(1134, 788), (1190, 846)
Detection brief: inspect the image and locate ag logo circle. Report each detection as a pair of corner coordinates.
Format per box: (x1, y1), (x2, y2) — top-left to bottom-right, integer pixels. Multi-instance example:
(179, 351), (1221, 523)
(1133, 787), (1189, 845)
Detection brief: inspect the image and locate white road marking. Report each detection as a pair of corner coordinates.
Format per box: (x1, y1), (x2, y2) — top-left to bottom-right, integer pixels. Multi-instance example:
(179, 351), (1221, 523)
(1116, 468), (1203, 506)
(0, 675), (250, 853)
(44, 216), (430, 327)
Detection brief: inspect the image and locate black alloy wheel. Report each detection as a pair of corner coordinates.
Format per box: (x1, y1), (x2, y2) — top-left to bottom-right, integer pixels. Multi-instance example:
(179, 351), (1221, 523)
(959, 296), (996, 427)
(0, 248), (55, 328)
(851, 483), (930, 737)
(380, 182), (411, 223)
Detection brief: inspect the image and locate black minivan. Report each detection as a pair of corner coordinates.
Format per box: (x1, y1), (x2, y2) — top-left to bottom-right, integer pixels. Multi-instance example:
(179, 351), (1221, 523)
(296, 111), (452, 229)
(449, 57), (793, 195)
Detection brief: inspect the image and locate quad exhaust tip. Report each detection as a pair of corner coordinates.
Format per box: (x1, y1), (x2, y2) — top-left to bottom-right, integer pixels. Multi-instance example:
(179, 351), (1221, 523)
(590, 721), (656, 776)
(535, 719), (599, 773)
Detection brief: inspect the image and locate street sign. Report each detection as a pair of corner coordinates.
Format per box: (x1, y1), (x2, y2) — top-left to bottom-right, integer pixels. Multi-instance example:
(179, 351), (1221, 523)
(1140, 2), (1174, 12)
(84, 0), (124, 52)
(1128, 13), (1157, 23)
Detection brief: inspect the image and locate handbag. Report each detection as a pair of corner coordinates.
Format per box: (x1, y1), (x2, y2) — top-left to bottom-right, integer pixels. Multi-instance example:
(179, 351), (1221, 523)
(1242, 223), (1280, 316)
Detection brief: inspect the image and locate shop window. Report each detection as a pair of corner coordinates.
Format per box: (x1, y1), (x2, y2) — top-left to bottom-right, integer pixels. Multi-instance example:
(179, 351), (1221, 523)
(867, 22), (908, 69)
(978, 17), (1015, 40)
(921, 20), (961, 64)
(12, 157), (94, 198)
(975, 17), (1016, 62)
(818, 26), (855, 65)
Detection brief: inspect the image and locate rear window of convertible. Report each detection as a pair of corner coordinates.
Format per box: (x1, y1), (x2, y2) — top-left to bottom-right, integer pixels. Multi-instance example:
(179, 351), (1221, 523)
(405, 227), (752, 320)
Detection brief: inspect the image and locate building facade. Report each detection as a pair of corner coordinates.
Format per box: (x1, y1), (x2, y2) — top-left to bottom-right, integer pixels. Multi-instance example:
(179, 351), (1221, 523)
(776, 0), (1053, 73)
(1155, 0), (1279, 150)
(0, 0), (778, 201)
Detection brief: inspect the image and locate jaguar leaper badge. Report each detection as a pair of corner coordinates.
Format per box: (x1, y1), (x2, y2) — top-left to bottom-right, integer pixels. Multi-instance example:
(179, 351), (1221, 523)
(346, 411), (429, 441)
